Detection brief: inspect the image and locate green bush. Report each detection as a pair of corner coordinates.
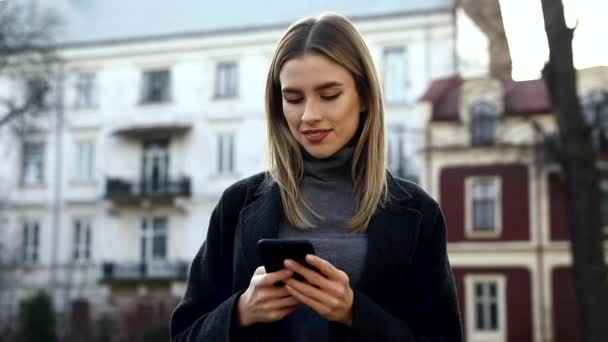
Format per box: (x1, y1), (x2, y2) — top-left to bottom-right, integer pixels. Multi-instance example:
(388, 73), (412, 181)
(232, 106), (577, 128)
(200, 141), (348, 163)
(18, 291), (57, 342)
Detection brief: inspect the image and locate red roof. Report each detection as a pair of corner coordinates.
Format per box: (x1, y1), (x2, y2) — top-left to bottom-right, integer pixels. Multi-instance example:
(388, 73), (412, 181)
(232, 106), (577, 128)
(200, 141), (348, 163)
(503, 79), (552, 115)
(420, 75), (463, 122)
(421, 76), (552, 122)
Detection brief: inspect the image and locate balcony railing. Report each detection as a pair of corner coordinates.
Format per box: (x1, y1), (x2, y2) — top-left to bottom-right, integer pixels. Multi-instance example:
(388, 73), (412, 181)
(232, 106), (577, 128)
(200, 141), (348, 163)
(105, 177), (191, 204)
(101, 260), (189, 283)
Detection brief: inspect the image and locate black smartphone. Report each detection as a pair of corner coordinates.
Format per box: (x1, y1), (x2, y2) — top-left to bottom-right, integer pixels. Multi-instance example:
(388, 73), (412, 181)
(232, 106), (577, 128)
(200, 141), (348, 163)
(257, 239), (317, 284)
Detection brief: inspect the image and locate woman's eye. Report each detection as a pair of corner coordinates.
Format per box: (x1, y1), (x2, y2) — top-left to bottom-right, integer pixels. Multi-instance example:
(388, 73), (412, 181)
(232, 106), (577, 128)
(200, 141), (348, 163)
(284, 97), (303, 104)
(321, 93), (341, 101)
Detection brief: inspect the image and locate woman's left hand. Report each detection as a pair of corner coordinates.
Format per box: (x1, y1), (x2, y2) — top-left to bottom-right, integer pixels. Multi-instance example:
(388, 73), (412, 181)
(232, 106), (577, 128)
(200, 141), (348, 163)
(283, 254), (354, 326)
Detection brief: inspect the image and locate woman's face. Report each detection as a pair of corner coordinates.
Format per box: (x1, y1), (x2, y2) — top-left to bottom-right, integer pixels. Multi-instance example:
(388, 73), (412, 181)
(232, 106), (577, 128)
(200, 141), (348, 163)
(279, 53), (363, 159)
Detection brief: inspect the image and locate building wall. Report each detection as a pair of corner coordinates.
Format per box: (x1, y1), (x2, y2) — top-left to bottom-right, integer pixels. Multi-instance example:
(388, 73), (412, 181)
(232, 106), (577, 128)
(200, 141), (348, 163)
(440, 164), (530, 242)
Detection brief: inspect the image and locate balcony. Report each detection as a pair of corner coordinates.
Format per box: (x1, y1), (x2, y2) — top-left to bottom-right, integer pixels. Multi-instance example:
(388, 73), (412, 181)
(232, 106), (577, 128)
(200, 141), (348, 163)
(100, 260), (189, 284)
(105, 177), (191, 205)
(113, 123), (191, 140)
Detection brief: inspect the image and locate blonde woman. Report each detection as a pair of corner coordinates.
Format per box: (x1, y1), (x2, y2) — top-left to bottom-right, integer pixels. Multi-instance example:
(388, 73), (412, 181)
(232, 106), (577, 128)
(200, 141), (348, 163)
(171, 13), (462, 341)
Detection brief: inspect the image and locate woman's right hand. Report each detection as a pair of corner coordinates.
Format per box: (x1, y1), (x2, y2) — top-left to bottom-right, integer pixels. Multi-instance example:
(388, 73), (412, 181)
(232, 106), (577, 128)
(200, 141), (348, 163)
(237, 266), (300, 327)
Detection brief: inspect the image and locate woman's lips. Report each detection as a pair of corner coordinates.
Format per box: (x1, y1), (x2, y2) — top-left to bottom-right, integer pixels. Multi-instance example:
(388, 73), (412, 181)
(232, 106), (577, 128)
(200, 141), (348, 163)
(302, 129), (331, 143)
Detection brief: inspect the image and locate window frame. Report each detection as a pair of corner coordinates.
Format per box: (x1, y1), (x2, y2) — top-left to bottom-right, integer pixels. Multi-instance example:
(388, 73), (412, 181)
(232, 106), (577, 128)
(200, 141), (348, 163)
(470, 101), (498, 146)
(465, 176), (503, 238)
(21, 141), (45, 187)
(465, 274), (507, 342)
(141, 216), (168, 262)
(74, 140), (95, 183)
(382, 47), (409, 105)
(22, 219), (40, 264)
(214, 62), (239, 99)
(25, 78), (49, 110)
(216, 131), (236, 176)
(140, 69), (171, 104)
(73, 72), (97, 110)
(72, 217), (92, 263)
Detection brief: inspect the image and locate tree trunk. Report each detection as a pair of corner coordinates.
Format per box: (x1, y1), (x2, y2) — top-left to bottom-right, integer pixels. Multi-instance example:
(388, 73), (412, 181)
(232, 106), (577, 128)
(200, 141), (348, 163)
(540, 1), (608, 341)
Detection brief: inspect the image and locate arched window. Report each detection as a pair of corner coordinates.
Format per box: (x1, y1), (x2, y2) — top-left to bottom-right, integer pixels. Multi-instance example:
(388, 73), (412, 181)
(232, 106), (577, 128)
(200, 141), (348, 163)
(470, 101), (498, 146)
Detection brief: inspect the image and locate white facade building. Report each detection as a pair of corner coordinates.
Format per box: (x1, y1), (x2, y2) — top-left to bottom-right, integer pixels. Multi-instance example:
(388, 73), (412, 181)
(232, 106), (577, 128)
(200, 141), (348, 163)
(0, 0), (456, 328)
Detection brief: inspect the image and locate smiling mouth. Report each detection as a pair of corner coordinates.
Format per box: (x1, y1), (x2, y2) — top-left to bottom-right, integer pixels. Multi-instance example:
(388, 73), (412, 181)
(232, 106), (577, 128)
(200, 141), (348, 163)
(302, 129), (331, 143)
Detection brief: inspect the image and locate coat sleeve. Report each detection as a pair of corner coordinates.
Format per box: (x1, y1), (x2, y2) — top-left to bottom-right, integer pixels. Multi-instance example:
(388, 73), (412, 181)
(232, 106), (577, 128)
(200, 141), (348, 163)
(170, 193), (251, 342)
(348, 204), (463, 342)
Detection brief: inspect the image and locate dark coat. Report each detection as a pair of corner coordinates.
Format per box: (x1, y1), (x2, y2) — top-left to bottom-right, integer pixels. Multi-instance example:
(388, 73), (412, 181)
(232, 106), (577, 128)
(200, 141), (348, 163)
(170, 172), (463, 341)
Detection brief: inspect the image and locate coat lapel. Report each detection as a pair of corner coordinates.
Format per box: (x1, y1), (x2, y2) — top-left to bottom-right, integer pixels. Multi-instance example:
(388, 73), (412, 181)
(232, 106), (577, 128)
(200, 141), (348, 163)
(235, 181), (283, 275)
(356, 174), (422, 293)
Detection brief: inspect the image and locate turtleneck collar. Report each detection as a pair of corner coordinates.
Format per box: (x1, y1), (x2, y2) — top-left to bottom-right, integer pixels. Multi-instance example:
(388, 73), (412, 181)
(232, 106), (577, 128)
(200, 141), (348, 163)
(302, 144), (355, 182)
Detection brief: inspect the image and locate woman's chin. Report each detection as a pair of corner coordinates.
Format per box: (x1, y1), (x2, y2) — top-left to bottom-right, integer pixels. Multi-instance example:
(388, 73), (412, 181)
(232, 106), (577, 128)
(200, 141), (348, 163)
(302, 145), (341, 159)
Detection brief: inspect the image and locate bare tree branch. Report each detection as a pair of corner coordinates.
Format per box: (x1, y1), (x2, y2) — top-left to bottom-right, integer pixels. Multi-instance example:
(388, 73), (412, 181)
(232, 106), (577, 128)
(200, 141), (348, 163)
(0, 0), (61, 127)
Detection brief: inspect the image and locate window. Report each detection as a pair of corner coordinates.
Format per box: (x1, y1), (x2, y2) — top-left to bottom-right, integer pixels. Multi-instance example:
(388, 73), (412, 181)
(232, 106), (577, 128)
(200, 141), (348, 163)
(465, 177), (502, 238)
(72, 218), (92, 262)
(142, 140), (169, 193)
(470, 102), (498, 145)
(582, 91), (608, 150)
(75, 141), (95, 182)
(217, 132), (235, 175)
(74, 72), (97, 109)
(465, 275), (506, 341)
(215, 62), (238, 98)
(387, 125), (406, 178)
(141, 69), (170, 103)
(26, 78), (49, 110)
(383, 48), (408, 104)
(141, 217), (167, 261)
(22, 142), (45, 186)
(22, 220), (40, 264)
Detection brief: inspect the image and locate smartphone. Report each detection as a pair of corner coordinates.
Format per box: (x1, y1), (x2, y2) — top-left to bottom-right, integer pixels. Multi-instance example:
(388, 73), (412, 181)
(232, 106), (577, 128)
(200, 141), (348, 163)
(257, 239), (317, 284)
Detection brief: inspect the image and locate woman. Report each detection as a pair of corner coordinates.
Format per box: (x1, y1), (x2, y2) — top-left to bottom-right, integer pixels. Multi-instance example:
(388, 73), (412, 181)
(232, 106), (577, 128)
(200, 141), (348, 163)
(170, 13), (462, 341)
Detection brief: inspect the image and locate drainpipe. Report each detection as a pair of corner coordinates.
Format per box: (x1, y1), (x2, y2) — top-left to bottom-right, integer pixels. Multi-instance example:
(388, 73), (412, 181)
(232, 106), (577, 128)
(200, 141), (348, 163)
(50, 62), (65, 313)
(533, 121), (548, 342)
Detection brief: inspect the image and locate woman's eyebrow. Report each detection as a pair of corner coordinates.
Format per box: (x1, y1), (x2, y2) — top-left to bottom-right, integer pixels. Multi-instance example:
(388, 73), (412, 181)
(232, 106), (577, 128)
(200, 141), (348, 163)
(314, 81), (343, 91)
(281, 81), (344, 94)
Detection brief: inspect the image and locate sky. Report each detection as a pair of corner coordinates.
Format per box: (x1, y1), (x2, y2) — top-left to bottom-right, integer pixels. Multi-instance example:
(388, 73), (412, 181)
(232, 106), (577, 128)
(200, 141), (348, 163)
(459, 0), (608, 81)
(11, 0), (607, 81)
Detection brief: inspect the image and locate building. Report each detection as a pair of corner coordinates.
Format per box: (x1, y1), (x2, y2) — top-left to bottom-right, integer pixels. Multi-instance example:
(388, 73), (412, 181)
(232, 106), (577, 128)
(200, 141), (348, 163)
(420, 66), (608, 342)
(0, 0), (456, 338)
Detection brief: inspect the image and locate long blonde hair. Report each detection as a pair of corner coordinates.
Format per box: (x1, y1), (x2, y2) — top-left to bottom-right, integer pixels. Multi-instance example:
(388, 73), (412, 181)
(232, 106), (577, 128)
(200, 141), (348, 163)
(265, 13), (387, 232)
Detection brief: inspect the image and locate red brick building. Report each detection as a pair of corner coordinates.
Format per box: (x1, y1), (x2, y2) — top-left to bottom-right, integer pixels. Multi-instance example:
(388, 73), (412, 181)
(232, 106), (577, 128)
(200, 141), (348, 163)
(420, 67), (608, 342)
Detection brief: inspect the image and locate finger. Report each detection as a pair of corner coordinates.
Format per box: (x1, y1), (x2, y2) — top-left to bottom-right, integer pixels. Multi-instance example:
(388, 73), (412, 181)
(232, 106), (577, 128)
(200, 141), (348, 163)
(262, 296), (300, 311)
(254, 266), (266, 275)
(264, 305), (298, 323)
(283, 259), (329, 288)
(285, 283), (332, 318)
(284, 278), (337, 309)
(258, 268), (293, 287)
(260, 285), (293, 299)
(305, 255), (347, 283)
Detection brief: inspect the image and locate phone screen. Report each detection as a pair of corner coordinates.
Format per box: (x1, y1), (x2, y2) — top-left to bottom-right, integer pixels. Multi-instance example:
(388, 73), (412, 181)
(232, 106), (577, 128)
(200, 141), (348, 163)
(257, 239), (317, 284)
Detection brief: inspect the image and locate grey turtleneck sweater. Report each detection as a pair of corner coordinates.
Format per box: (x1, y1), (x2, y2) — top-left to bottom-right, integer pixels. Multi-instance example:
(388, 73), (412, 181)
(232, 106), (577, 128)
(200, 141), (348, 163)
(278, 145), (368, 341)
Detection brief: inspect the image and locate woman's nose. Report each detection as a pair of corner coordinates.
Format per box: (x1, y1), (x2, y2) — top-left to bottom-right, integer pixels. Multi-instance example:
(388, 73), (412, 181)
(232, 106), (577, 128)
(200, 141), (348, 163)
(301, 100), (322, 122)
